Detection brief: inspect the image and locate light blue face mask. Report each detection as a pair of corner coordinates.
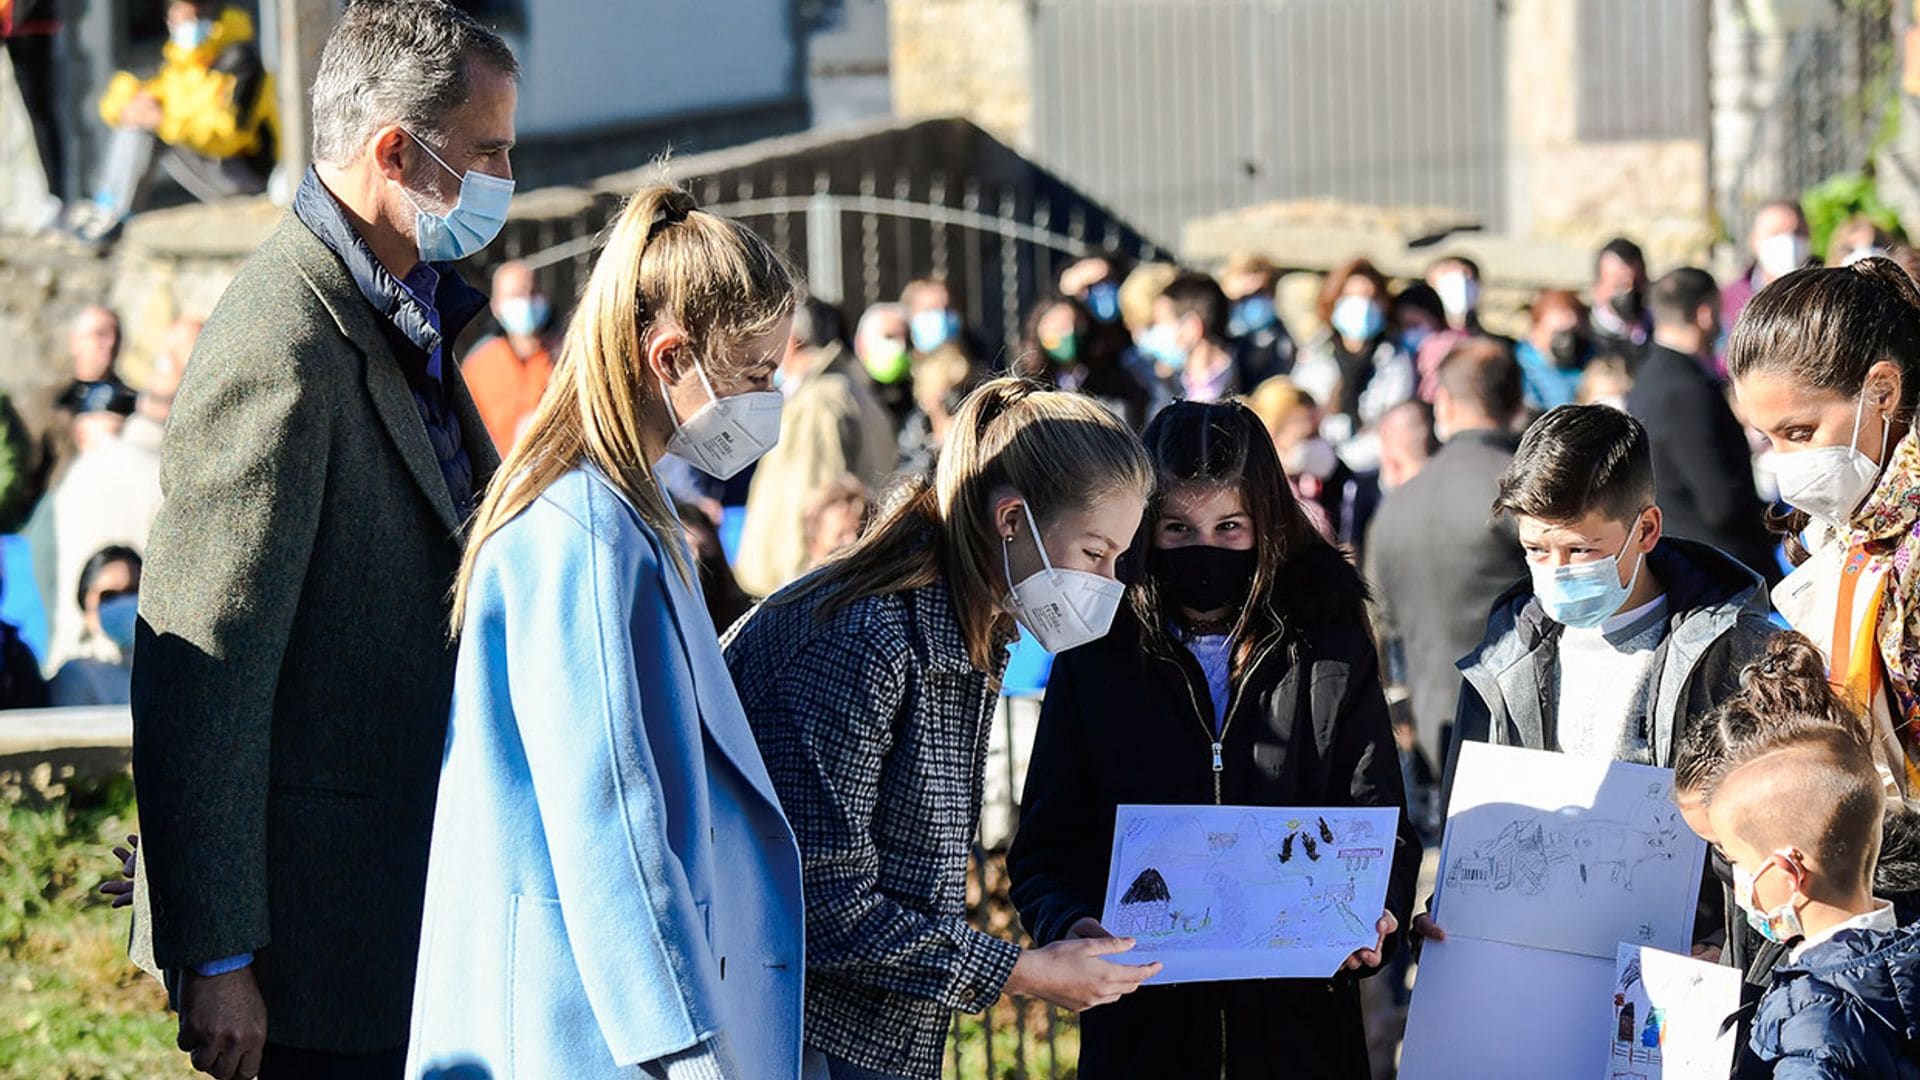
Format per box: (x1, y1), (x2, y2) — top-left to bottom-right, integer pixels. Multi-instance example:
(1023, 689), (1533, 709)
(1086, 282), (1121, 323)
(910, 308), (961, 353)
(1530, 514), (1646, 629)
(1139, 322), (1190, 371)
(170, 18), (214, 50)
(98, 593), (139, 655)
(402, 131), (514, 263)
(497, 295), (549, 337)
(1228, 294), (1277, 338)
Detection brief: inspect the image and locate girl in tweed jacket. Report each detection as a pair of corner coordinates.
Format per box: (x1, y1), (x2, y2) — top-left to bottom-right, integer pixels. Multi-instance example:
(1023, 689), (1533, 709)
(724, 379), (1160, 1080)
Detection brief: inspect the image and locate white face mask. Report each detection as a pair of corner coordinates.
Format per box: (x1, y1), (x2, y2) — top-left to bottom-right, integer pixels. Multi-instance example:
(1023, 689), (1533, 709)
(1002, 501), (1125, 654)
(1435, 272), (1479, 320)
(661, 357), (784, 481)
(1757, 231), (1811, 280)
(1772, 394), (1887, 529)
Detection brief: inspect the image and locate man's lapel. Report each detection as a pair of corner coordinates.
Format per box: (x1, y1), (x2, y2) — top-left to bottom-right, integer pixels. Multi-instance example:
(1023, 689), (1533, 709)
(280, 216), (465, 540)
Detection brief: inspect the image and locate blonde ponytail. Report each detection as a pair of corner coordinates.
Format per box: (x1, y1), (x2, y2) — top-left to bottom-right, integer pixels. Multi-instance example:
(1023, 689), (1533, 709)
(451, 183), (797, 632)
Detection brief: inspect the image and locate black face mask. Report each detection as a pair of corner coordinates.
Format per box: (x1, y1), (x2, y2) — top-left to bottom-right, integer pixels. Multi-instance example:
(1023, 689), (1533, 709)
(1148, 545), (1259, 614)
(1608, 290), (1645, 325)
(1548, 329), (1586, 370)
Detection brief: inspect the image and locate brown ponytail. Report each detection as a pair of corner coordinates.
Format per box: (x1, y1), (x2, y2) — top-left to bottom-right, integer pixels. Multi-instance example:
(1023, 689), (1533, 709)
(1674, 631), (1873, 802)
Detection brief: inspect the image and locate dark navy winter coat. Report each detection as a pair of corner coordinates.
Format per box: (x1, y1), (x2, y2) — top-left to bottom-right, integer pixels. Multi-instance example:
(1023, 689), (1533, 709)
(1750, 919), (1920, 1078)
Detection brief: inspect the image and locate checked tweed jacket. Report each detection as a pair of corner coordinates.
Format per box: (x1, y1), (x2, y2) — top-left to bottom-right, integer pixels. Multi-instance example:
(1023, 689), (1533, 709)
(722, 575), (1018, 1080)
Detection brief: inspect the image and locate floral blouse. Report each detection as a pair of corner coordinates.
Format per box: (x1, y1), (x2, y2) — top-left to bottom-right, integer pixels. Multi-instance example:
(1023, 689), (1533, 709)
(1847, 426), (1920, 779)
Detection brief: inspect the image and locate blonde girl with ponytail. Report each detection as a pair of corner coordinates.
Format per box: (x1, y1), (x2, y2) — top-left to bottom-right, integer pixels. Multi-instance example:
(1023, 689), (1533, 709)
(407, 184), (810, 1080)
(722, 377), (1162, 1080)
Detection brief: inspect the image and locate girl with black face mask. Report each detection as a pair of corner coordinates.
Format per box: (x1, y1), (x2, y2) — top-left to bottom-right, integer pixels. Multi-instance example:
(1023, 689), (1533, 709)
(1007, 400), (1423, 1080)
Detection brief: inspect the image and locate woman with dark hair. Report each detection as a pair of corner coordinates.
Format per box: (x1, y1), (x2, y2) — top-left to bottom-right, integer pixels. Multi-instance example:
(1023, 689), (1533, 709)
(1292, 258), (1416, 467)
(1726, 257), (1920, 794)
(1516, 289), (1593, 412)
(1020, 293), (1150, 429)
(48, 544), (141, 706)
(1008, 400), (1421, 1079)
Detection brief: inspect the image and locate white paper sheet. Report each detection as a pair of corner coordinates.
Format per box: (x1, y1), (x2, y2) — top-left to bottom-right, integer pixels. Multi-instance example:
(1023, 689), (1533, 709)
(1604, 944), (1743, 1079)
(1432, 742), (1706, 959)
(1099, 803), (1400, 983)
(1400, 936), (1616, 1080)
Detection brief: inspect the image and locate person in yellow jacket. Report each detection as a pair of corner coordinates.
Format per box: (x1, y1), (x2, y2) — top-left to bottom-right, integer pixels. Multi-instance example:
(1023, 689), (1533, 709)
(68, 1), (277, 245)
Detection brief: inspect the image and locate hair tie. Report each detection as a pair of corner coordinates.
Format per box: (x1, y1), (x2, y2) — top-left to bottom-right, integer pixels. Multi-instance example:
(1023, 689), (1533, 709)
(648, 192), (696, 238)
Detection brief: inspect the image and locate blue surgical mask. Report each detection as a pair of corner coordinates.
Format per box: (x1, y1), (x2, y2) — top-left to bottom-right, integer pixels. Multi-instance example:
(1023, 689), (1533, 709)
(1401, 325), (1433, 357)
(1228, 294), (1277, 338)
(1332, 296), (1385, 343)
(1086, 282), (1122, 323)
(402, 130), (515, 263)
(910, 309), (961, 353)
(170, 18), (214, 50)
(497, 295), (549, 337)
(98, 593), (139, 655)
(1530, 514), (1646, 629)
(1140, 322), (1190, 371)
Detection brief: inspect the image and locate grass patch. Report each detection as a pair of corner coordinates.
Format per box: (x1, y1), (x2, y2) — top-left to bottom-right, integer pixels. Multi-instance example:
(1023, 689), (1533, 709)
(0, 770), (190, 1080)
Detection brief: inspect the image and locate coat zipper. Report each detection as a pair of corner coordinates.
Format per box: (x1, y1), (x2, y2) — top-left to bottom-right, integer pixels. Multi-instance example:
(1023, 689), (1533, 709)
(1156, 636), (1286, 805)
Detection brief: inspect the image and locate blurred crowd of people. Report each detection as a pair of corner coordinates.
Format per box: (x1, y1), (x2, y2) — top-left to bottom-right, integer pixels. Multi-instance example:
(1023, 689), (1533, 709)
(375, 200), (1914, 843)
(5, 191), (1909, 828)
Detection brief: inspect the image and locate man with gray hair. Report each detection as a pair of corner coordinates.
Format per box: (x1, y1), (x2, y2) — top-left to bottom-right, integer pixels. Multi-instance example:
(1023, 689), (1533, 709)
(131, 3), (516, 1077)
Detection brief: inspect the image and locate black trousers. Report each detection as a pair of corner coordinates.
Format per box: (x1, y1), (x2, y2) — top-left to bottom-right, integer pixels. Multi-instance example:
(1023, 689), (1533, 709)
(4, 32), (63, 197)
(260, 1043), (406, 1080)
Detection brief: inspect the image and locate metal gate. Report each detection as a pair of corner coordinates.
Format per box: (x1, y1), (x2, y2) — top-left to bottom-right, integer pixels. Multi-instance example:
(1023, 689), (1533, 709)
(491, 119), (1164, 362)
(1031, 0), (1509, 254)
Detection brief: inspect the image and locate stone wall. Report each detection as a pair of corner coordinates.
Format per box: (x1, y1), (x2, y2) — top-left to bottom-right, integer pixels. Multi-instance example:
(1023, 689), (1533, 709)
(0, 202), (273, 449)
(1503, 0), (1716, 269)
(888, 0), (1034, 150)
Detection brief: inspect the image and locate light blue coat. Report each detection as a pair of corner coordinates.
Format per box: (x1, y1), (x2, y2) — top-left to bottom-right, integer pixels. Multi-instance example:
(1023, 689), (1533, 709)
(406, 467), (805, 1079)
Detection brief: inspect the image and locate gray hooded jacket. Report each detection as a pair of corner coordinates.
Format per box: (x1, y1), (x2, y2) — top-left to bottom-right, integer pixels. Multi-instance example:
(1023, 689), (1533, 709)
(1440, 536), (1778, 812)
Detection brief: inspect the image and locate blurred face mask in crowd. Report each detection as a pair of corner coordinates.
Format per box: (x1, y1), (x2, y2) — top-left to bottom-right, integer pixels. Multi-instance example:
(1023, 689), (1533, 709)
(1283, 435), (1339, 483)
(1085, 281), (1122, 323)
(1332, 295), (1385, 343)
(1771, 393), (1888, 528)
(1731, 851), (1808, 944)
(401, 130), (514, 263)
(910, 308), (961, 353)
(170, 17), (215, 50)
(1434, 272), (1479, 321)
(1549, 329), (1586, 370)
(862, 333), (912, 384)
(1140, 320), (1192, 372)
(98, 593), (140, 655)
(497, 294), (550, 337)
(1757, 231), (1811, 280)
(1002, 501), (1125, 653)
(1042, 330), (1079, 365)
(1527, 511), (1647, 629)
(660, 353), (783, 481)
(1607, 288), (1644, 327)
(1228, 293), (1277, 338)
